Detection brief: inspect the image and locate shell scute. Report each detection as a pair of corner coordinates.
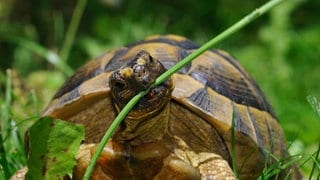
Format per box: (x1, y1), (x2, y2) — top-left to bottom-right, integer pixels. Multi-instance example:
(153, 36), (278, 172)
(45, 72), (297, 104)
(104, 47), (129, 72)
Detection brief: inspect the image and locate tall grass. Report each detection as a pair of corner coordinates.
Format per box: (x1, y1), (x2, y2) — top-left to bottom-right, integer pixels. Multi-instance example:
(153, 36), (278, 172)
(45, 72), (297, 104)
(0, 70), (26, 179)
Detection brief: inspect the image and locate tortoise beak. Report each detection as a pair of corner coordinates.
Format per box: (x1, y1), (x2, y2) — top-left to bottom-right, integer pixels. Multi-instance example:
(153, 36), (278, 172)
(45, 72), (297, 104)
(111, 50), (164, 95)
(111, 71), (127, 90)
(109, 50), (169, 110)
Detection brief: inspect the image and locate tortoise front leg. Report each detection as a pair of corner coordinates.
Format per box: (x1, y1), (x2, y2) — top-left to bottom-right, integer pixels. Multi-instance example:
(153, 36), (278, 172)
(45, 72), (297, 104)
(194, 152), (236, 180)
(158, 148), (236, 180)
(154, 155), (201, 179)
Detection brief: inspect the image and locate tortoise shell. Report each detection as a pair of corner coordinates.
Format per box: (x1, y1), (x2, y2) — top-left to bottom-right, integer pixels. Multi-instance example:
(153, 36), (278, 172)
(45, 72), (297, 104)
(42, 35), (296, 179)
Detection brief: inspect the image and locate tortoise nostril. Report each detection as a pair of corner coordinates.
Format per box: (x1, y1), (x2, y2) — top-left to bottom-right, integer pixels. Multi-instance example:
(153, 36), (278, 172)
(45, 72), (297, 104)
(149, 56), (153, 63)
(114, 81), (125, 90)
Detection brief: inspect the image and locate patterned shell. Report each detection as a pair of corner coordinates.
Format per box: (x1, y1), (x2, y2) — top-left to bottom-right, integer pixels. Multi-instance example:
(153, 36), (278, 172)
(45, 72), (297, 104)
(42, 35), (289, 178)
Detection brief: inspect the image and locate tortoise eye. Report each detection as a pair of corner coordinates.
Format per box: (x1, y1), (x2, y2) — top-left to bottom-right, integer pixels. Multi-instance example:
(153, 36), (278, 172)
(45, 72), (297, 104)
(134, 65), (147, 78)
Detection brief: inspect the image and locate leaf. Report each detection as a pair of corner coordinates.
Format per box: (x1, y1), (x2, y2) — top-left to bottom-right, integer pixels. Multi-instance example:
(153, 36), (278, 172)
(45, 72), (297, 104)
(25, 117), (84, 180)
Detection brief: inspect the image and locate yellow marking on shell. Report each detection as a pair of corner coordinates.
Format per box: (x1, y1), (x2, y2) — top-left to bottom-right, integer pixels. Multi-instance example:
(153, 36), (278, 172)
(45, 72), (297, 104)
(120, 67), (133, 78)
(137, 57), (146, 65)
(144, 34), (187, 42)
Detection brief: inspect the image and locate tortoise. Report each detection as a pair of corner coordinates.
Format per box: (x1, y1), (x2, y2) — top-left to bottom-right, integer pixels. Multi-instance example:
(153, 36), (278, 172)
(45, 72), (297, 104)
(41, 35), (300, 179)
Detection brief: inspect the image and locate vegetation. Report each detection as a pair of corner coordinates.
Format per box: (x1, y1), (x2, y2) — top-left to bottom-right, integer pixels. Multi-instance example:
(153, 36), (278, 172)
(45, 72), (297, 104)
(0, 0), (319, 178)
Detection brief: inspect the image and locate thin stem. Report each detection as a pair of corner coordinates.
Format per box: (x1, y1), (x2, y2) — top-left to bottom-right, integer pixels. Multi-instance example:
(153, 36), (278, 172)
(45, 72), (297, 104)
(82, 89), (150, 179)
(83, 0), (285, 179)
(4, 36), (73, 76)
(59, 0), (88, 62)
(306, 95), (320, 179)
(307, 95), (320, 119)
(309, 143), (320, 180)
(0, 70), (13, 179)
(155, 0), (285, 86)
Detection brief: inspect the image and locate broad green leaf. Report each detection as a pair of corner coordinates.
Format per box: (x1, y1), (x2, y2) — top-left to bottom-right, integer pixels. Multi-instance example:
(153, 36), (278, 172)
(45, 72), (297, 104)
(26, 117), (84, 180)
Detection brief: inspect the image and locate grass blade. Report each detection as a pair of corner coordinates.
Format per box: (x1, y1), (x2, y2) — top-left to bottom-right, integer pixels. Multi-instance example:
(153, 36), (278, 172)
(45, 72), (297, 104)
(3, 36), (73, 76)
(308, 143), (320, 180)
(0, 70), (26, 178)
(0, 70), (13, 179)
(307, 95), (320, 119)
(306, 95), (320, 179)
(59, 0), (88, 62)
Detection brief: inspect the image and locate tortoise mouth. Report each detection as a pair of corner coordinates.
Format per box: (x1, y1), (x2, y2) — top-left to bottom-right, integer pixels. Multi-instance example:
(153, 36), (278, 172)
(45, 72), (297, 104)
(109, 50), (173, 119)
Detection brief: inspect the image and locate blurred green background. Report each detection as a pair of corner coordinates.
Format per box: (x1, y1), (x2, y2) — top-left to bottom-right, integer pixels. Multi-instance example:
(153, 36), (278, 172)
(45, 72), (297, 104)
(0, 0), (319, 177)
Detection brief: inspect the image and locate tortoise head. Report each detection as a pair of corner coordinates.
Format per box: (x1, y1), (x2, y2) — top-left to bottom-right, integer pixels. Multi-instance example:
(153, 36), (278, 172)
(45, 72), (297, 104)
(109, 50), (173, 119)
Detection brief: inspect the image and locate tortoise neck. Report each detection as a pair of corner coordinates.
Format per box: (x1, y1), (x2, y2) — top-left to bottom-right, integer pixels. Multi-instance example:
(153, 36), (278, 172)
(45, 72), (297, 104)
(113, 103), (171, 146)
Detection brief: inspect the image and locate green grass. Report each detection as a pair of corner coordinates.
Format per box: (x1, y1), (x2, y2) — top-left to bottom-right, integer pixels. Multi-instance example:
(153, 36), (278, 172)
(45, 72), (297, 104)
(0, 0), (319, 178)
(0, 70), (26, 179)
